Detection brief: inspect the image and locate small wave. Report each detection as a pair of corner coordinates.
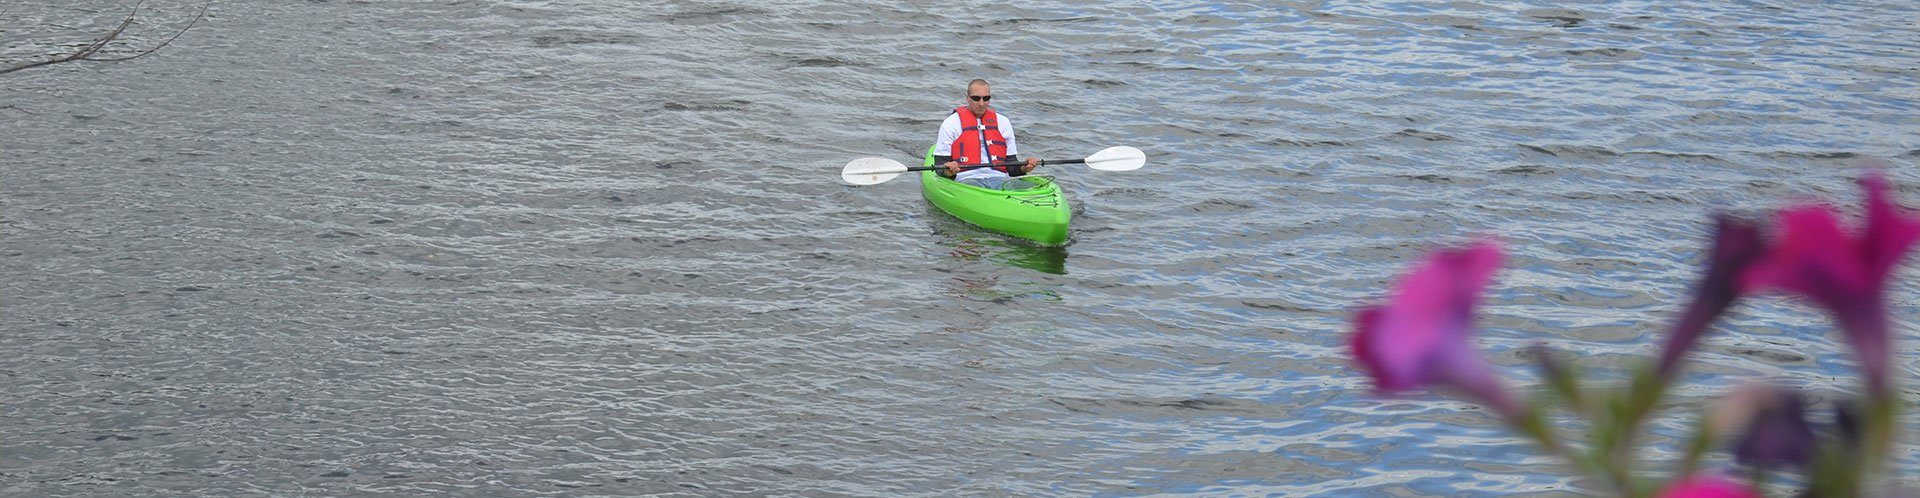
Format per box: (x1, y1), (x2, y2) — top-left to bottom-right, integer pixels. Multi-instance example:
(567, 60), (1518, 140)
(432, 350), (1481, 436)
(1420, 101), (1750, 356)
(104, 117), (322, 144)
(983, 16), (1093, 27)
(1092, 187), (1158, 197)
(1243, 300), (1313, 313)
(1494, 165), (1550, 176)
(1625, 151), (1726, 162)
(1756, 151), (1860, 160)
(529, 33), (641, 48)
(1391, 129), (1454, 142)
(790, 56), (855, 68)
(1049, 396), (1254, 416)
(1725, 347), (1811, 365)
(1265, 138), (1356, 148)
(662, 6), (765, 24)
(1523, 8), (1594, 28)
(663, 100), (751, 112)
(1518, 143), (1620, 159)
(1185, 198), (1259, 214)
(1559, 47), (1641, 59)
(1397, 174), (1457, 184)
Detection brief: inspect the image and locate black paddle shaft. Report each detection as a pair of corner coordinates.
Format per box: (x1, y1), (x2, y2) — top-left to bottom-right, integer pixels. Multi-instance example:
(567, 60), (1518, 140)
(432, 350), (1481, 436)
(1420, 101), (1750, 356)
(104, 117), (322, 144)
(903, 158), (1081, 173)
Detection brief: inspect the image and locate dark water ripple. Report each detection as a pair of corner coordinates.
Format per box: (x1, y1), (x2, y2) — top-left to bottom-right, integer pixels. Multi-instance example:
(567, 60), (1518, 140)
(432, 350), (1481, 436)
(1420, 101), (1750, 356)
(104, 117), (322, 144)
(4, 0), (1918, 495)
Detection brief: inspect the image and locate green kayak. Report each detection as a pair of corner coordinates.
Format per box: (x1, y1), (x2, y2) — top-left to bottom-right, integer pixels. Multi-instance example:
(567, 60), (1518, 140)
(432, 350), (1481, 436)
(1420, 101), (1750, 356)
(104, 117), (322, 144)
(919, 149), (1071, 245)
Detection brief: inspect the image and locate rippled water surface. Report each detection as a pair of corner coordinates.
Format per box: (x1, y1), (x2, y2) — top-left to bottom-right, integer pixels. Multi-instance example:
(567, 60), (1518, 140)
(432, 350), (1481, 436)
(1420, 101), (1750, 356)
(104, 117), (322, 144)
(4, 1), (1918, 495)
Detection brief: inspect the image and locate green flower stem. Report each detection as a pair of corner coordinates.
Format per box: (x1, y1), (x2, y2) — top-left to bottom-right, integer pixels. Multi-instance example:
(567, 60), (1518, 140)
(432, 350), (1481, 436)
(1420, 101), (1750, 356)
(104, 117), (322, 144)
(1861, 391), (1899, 491)
(1809, 431), (1857, 498)
(1747, 467), (1769, 494)
(1676, 416), (1714, 484)
(1536, 345), (1589, 415)
(1528, 354), (1674, 496)
(1515, 399), (1615, 492)
(1599, 367), (1671, 497)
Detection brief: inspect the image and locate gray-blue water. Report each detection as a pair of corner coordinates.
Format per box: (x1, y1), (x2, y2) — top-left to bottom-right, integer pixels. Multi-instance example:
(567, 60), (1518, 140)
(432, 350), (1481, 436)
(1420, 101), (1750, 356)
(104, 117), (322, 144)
(4, 1), (1917, 495)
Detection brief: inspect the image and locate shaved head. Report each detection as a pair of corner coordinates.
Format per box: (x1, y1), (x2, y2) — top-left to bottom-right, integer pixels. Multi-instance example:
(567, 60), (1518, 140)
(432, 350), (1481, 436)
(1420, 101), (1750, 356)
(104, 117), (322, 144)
(967, 78), (989, 94)
(964, 79), (992, 117)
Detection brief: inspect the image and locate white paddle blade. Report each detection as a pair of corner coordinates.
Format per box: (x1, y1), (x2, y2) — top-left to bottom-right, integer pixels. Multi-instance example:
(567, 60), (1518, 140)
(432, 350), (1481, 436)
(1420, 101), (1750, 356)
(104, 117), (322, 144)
(1083, 146), (1145, 171)
(841, 157), (909, 185)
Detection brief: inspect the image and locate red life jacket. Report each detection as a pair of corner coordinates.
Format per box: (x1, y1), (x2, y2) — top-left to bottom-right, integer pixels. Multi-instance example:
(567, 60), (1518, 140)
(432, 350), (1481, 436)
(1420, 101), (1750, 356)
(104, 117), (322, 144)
(950, 107), (1013, 174)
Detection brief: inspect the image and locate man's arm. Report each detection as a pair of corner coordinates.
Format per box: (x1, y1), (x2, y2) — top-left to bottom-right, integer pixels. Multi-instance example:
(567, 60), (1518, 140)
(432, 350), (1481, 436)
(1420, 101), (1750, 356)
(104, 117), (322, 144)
(933, 115), (961, 176)
(1000, 116), (1019, 158)
(932, 114), (960, 157)
(999, 155), (1024, 176)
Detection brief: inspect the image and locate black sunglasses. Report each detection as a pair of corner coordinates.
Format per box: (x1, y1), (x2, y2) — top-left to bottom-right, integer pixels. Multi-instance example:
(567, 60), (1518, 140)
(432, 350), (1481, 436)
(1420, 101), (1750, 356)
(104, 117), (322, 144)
(968, 95), (992, 102)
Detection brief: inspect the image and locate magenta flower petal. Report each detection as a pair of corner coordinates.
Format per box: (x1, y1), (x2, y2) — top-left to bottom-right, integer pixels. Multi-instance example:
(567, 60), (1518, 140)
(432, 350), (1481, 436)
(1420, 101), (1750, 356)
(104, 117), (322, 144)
(1655, 214), (1764, 378)
(1863, 174), (1920, 282)
(1351, 241), (1518, 418)
(1656, 474), (1761, 498)
(1741, 173), (1920, 391)
(1743, 204), (1872, 299)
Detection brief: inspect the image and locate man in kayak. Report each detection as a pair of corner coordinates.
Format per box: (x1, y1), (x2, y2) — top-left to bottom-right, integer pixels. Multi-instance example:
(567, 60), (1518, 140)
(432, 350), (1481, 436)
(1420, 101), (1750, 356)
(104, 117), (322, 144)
(932, 78), (1042, 190)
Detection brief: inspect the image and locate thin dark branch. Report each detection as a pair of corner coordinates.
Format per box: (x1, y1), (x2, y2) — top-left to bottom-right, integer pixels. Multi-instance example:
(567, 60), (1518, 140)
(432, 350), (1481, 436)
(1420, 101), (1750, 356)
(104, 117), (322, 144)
(0, 55), (67, 76)
(0, 3), (140, 75)
(73, 6), (139, 59)
(0, 1), (208, 75)
(86, 2), (208, 63)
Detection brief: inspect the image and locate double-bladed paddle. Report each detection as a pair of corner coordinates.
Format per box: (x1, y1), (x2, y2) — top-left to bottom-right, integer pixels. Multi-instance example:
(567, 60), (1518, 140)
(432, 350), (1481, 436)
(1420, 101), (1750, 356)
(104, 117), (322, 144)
(841, 146), (1145, 186)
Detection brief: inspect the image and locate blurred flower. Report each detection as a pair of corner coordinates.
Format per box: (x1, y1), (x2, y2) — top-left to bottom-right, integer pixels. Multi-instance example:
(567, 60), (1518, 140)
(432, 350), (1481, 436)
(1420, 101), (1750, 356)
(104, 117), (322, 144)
(1730, 387), (1815, 469)
(1709, 384), (1770, 441)
(1741, 172), (1920, 392)
(1656, 214), (1765, 378)
(1350, 240), (1519, 419)
(1656, 474), (1762, 498)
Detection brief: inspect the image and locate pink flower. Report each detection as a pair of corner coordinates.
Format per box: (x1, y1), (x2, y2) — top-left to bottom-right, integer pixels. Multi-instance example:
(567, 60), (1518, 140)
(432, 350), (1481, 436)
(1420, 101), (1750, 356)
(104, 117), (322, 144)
(1656, 474), (1761, 498)
(1351, 240), (1519, 419)
(1741, 173), (1920, 392)
(1656, 214), (1765, 378)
